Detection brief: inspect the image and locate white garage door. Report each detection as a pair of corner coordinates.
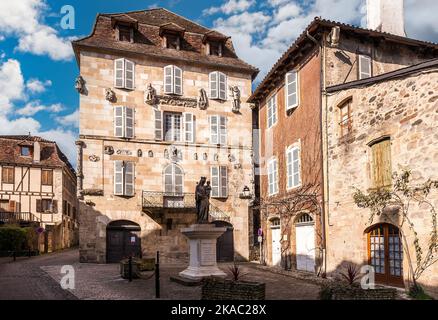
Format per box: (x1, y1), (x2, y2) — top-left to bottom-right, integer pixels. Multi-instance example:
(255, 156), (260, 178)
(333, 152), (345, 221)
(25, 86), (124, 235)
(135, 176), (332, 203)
(271, 227), (281, 267)
(296, 223), (315, 272)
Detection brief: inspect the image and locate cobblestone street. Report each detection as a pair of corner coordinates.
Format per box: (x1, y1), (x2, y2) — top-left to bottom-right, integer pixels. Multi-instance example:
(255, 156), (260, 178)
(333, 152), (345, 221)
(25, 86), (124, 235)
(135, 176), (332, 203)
(0, 249), (321, 300)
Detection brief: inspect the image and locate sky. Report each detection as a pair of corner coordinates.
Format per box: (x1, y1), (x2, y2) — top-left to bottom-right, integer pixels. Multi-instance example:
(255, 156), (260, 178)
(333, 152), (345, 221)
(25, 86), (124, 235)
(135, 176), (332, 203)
(0, 0), (437, 167)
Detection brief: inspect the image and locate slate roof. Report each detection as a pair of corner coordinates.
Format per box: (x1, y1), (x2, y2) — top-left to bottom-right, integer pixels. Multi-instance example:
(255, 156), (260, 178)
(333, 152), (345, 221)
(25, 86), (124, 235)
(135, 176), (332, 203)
(72, 8), (259, 78)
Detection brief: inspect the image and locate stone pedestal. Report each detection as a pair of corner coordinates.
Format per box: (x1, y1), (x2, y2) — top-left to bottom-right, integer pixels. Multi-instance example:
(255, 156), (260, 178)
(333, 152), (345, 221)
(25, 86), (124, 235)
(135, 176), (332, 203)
(179, 224), (227, 280)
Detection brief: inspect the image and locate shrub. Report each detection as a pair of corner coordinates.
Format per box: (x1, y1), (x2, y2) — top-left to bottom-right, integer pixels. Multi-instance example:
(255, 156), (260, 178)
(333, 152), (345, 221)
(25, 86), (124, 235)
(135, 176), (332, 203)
(0, 226), (27, 251)
(228, 264), (247, 282)
(340, 263), (361, 285)
(408, 284), (433, 300)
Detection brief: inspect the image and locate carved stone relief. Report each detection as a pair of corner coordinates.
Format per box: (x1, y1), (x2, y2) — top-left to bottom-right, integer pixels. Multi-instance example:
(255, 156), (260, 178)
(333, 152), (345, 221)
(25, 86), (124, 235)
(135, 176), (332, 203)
(104, 146), (114, 155)
(89, 155), (100, 162)
(197, 88), (209, 110)
(105, 88), (116, 102)
(230, 86), (241, 113)
(75, 75), (86, 95)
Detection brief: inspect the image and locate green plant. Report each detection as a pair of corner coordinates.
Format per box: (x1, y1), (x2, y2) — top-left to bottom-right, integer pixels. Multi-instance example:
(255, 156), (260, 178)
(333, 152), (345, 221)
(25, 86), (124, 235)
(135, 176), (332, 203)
(319, 284), (333, 300)
(228, 264), (247, 282)
(408, 284), (433, 300)
(340, 263), (361, 285)
(0, 226), (27, 251)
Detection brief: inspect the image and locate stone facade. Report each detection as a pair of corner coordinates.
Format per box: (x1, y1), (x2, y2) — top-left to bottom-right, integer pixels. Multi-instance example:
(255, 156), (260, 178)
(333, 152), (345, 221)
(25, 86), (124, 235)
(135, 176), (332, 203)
(74, 9), (257, 263)
(325, 66), (438, 297)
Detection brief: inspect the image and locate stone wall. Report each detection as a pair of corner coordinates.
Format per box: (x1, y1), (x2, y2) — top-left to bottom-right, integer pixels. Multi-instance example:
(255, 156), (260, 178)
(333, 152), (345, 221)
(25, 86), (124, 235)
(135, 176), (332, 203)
(202, 278), (265, 300)
(326, 68), (438, 297)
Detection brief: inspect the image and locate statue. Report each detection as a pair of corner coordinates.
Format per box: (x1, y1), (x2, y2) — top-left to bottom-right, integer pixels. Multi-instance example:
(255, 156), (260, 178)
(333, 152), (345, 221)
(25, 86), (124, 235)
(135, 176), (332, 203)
(195, 177), (210, 224)
(105, 88), (116, 102)
(145, 83), (157, 105)
(75, 75), (86, 94)
(197, 88), (209, 110)
(230, 86), (241, 113)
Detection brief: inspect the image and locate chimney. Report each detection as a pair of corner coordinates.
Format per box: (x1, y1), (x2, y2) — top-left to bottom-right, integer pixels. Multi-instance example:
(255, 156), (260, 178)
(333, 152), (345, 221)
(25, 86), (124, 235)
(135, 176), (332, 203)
(366, 0), (406, 37)
(33, 141), (40, 163)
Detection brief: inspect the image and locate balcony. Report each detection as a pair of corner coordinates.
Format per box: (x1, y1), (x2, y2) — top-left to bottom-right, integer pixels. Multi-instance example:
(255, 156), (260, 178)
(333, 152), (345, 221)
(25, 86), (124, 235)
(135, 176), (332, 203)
(142, 191), (230, 222)
(0, 212), (41, 226)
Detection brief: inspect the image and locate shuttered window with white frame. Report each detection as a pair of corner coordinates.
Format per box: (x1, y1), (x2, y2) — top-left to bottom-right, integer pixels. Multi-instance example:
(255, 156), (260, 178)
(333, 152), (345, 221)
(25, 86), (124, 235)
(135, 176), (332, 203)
(209, 71), (227, 100)
(211, 166), (228, 198)
(285, 71), (299, 111)
(114, 58), (135, 90)
(154, 108), (163, 141)
(286, 145), (301, 189)
(114, 106), (135, 138)
(184, 113), (195, 143)
(114, 161), (135, 196)
(164, 65), (183, 95)
(210, 115), (227, 145)
(267, 94), (277, 129)
(359, 55), (372, 80)
(268, 157), (278, 196)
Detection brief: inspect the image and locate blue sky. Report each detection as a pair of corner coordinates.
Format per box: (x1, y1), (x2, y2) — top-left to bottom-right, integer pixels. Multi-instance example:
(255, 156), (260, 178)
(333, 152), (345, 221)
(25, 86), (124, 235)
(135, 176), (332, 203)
(0, 0), (437, 166)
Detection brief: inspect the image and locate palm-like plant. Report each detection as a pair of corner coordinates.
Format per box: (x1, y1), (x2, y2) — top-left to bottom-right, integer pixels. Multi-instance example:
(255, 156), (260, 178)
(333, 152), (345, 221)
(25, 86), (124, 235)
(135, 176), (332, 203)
(340, 263), (361, 285)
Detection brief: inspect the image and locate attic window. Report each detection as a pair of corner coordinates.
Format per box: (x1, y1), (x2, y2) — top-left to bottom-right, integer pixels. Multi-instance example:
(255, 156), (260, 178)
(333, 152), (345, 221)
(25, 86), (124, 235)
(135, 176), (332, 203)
(118, 25), (133, 43)
(165, 34), (181, 50)
(21, 146), (31, 157)
(209, 42), (222, 57)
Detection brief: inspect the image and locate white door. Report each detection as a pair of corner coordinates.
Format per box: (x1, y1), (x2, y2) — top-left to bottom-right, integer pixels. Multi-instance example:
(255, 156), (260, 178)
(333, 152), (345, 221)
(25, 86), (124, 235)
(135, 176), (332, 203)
(271, 227), (281, 266)
(296, 224), (315, 272)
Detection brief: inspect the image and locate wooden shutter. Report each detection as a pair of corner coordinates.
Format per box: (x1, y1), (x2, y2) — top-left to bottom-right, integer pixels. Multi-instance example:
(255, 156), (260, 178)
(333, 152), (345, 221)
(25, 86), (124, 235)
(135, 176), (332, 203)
(9, 200), (16, 213)
(114, 161), (124, 195)
(220, 166), (228, 197)
(164, 165), (173, 194)
(164, 65), (174, 94)
(114, 106), (124, 137)
(114, 58), (125, 88)
(359, 55), (372, 79)
(125, 107), (134, 138)
(124, 59), (135, 90)
(219, 116), (227, 145)
(154, 109), (163, 141)
(52, 200), (58, 213)
(286, 71), (298, 110)
(209, 72), (218, 99)
(211, 166), (219, 198)
(210, 115), (218, 144)
(292, 147), (301, 187)
(174, 66), (182, 95)
(36, 199), (42, 213)
(371, 139), (392, 188)
(184, 113), (195, 143)
(219, 72), (227, 100)
(124, 162), (134, 196)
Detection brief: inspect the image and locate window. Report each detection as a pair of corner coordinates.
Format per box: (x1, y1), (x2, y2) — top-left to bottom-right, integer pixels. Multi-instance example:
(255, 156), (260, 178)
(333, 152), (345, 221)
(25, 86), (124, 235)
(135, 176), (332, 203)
(21, 146), (31, 157)
(268, 158), (278, 196)
(114, 161), (135, 196)
(209, 71), (227, 100)
(267, 94), (277, 129)
(72, 207), (77, 220)
(2, 167), (14, 184)
(154, 109), (163, 141)
(296, 213), (313, 224)
(210, 115), (227, 145)
(0, 200), (10, 212)
(114, 58), (135, 90)
(286, 145), (301, 189)
(164, 65), (183, 95)
(339, 99), (352, 137)
(209, 42), (222, 56)
(184, 113), (195, 143)
(63, 200), (67, 215)
(370, 137), (392, 189)
(285, 71), (299, 111)
(36, 199), (57, 213)
(114, 106), (134, 138)
(164, 164), (183, 195)
(359, 55), (372, 79)
(118, 25), (133, 42)
(41, 169), (53, 186)
(166, 34), (181, 50)
(211, 166), (228, 198)
(164, 112), (182, 142)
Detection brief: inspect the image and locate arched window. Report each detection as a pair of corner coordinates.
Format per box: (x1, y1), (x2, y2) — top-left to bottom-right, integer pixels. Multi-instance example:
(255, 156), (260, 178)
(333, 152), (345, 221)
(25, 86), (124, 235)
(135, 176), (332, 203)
(270, 217), (280, 228)
(296, 213), (313, 224)
(164, 164), (183, 195)
(367, 223), (403, 286)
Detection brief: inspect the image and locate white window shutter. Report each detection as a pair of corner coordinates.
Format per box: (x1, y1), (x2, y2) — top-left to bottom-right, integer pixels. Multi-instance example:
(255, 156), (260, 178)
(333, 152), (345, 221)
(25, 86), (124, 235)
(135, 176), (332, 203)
(359, 55), (372, 79)
(286, 71), (298, 110)
(184, 113), (195, 143)
(210, 115), (218, 144)
(220, 166), (228, 197)
(209, 72), (218, 99)
(154, 109), (163, 141)
(219, 72), (227, 100)
(164, 65), (174, 94)
(114, 161), (124, 195)
(219, 116), (227, 145)
(114, 106), (124, 137)
(124, 161), (135, 196)
(124, 59), (135, 90)
(114, 59), (125, 88)
(174, 66), (183, 95)
(125, 107), (134, 138)
(211, 166), (219, 198)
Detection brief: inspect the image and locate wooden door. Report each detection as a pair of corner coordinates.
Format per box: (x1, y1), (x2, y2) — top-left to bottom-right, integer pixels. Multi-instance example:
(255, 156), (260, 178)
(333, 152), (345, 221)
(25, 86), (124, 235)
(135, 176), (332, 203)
(296, 224), (315, 272)
(271, 227), (281, 266)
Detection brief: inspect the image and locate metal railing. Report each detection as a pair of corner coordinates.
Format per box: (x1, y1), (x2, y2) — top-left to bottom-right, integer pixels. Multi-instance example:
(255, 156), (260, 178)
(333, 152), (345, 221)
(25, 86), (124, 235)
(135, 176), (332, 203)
(142, 191), (230, 221)
(0, 212), (40, 224)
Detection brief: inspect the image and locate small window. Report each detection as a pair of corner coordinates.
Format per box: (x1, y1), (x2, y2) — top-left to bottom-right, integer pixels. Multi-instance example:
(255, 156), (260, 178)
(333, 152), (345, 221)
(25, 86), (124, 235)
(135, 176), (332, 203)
(37, 199), (57, 213)
(21, 146), (31, 157)
(166, 34), (180, 50)
(114, 161), (135, 197)
(2, 167), (14, 184)
(296, 213), (313, 224)
(285, 71), (299, 111)
(114, 106), (135, 139)
(41, 169), (53, 186)
(268, 158), (278, 196)
(164, 164), (184, 195)
(164, 65), (183, 95)
(370, 137), (392, 189)
(267, 94), (277, 129)
(114, 58), (135, 90)
(210, 115), (227, 145)
(211, 166), (228, 198)
(209, 71), (227, 100)
(271, 218), (280, 227)
(209, 42), (222, 56)
(359, 55), (372, 79)
(339, 99), (352, 137)
(286, 145), (301, 189)
(164, 112), (182, 142)
(118, 25), (133, 42)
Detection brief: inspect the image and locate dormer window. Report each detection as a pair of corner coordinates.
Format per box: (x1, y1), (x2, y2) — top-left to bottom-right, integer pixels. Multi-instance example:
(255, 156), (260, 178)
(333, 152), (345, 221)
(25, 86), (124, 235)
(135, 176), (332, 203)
(159, 23), (185, 51)
(111, 16), (138, 44)
(118, 25), (133, 42)
(165, 34), (181, 50)
(21, 146), (31, 156)
(202, 31), (228, 57)
(209, 42), (223, 57)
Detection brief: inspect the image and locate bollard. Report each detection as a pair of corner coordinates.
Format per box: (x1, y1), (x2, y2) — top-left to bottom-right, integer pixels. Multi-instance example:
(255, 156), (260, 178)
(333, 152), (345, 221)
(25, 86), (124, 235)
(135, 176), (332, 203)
(128, 256), (133, 282)
(155, 251), (160, 298)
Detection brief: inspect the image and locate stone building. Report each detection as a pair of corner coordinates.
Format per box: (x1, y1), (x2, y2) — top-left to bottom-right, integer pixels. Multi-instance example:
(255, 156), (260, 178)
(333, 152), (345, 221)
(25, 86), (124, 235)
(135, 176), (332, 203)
(325, 59), (438, 296)
(248, 0), (438, 276)
(0, 135), (78, 251)
(72, 8), (258, 263)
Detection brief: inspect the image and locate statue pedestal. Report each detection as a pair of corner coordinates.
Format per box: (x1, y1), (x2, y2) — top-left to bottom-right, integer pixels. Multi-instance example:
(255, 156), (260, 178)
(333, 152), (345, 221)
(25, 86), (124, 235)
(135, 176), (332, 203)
(179, 224), (227, 280)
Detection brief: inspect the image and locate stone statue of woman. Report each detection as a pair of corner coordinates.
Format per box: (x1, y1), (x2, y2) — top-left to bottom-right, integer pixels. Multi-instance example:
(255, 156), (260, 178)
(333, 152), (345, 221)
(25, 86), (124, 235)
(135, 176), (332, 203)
(195, 177), (210, 223)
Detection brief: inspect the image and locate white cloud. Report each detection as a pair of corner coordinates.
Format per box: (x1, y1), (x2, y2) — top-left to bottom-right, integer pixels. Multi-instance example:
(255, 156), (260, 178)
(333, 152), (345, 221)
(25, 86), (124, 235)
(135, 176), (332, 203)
(0, 35), (4, 41)
(56, 110), (79, 128)
(38, 129), (77, 166)
(405, 0), (438, 42)
(26, 78), (52, 93)
(0, 59), (25, 114)
(214, 11), (271, 34)
(0, 0), (74, 61)
(273, 3), (301, 23)
(203, 0), (256, 16)
(16, 102), (64, 116)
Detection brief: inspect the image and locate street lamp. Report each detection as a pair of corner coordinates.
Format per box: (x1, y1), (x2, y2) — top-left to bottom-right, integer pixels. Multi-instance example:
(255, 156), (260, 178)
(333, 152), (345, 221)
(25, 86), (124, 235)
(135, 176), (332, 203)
(240, 186), (252, 199)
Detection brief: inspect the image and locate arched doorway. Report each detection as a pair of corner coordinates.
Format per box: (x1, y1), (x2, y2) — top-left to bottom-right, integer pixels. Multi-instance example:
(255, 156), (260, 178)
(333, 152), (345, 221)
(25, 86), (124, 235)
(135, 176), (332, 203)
(366, 223), (403, 286)
(213, 221), (234, 262)
(106, 220), (141, 263)
(270, 217), (281, 267)
(295, 213), (315, 272)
